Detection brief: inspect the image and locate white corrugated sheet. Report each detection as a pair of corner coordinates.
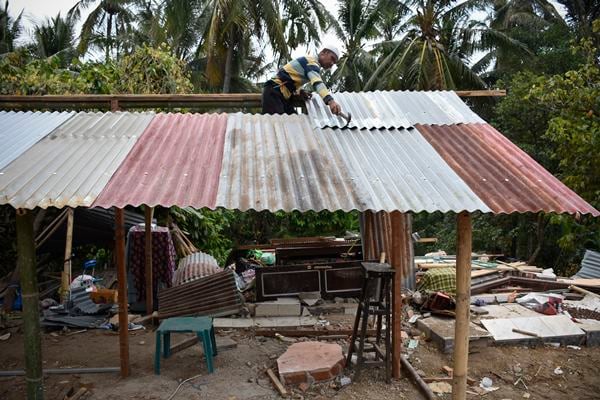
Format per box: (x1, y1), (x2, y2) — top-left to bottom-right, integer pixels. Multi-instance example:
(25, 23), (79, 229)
(0, 111), (75, 169)
(307, 90), (485, 129)
(0, 112), (155, 209)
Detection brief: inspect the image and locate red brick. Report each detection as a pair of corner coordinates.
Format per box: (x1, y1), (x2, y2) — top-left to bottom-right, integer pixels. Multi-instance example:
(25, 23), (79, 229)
(281, 371), (307, 385)
(309, 368), (333, 382)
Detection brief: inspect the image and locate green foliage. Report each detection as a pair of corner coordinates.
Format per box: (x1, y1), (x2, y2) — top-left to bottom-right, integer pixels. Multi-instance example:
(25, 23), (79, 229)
(0, 44), (192, 95)
(530, 40), (600, 207)
(116, 44), (193, 93)
(169, 207), (358, 266)
(493, 71), (556, 170)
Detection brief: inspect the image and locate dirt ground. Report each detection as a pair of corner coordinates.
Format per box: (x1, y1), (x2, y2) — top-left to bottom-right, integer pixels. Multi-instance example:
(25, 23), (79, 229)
(1, 318), (600, 400)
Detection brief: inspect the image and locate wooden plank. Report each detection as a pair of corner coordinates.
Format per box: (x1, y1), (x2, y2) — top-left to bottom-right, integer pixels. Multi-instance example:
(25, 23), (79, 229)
(266, 368), (287, 396)
(62, 208), (74, 302)
(0, 91), (506, 109)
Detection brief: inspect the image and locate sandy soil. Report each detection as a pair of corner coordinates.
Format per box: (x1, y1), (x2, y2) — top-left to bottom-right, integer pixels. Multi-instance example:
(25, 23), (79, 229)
(1, 319), (599, 400)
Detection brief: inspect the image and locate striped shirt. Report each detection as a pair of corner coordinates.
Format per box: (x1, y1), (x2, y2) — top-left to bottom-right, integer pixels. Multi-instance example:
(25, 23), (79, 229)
(269, 56), (333, 104)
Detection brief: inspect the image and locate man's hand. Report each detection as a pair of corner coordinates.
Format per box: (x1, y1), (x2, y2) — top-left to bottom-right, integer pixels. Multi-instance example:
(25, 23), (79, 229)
(299, 89), (312, 101)
(328, 100), (341, 115)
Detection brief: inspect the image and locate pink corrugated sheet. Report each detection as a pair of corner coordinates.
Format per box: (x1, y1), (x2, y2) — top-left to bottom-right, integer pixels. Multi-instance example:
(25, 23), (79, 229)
(93, 113), (227, 208)
(416, 123), (599, 216)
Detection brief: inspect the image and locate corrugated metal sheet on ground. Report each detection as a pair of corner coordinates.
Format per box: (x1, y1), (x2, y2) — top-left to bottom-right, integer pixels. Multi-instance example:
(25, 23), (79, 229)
(94, 113), (227, 209)
(307, 90), (484, 129)
(576, 250), (600, 279)
(217, 113), (490, 213)
(174, 251), (221, 286)
(0, 112), (154, 209)
(416, 123), (600, 216)
(0, 111), (75, 170)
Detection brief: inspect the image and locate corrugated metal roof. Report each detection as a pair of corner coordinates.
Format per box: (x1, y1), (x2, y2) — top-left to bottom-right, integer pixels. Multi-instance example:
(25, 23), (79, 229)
(216, 113), (490, 212)
(576, 250), (600, 279)
(93, 113), (227, 208)
(307, 90), (485, 129)
(416, 123), (600, 216)
(0, 112), (154, 209)
(0, 111), (75, 170)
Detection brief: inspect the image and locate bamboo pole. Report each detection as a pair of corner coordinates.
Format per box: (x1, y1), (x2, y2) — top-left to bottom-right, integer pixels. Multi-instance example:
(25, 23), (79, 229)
(61, 208), (74, 302)
(115, 208), (129, 378)
(16, 209), (43, 400)
(144, 206), (154, 315)
(452, 212), (472, 400)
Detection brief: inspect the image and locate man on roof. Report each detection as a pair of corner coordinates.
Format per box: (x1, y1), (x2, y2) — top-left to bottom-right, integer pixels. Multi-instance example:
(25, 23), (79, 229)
(262, 45), (343, 116)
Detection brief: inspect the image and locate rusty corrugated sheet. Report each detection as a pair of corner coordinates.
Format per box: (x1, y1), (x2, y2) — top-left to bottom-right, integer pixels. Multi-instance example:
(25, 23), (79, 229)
(416, 123), (600, 216)
(0, 112), (154, 209)
(307, 91), (485, 129)
(0, 111), (75, 170)
(216, 113), (490, 213)
(173, 252), (221, 286)
(93, 113), (227, 208)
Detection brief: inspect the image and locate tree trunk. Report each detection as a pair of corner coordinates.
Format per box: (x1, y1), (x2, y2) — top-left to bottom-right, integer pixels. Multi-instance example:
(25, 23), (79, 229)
(222, 43), (234, 93)
(106, 14), (112, 63)
(527, 213), (547, 265)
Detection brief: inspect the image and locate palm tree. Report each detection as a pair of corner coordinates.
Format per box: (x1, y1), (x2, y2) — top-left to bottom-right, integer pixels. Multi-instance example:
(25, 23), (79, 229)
(556, 0), (600, 45)
(135, 0), (205, 62)
(489, 0), (562, 31)
(0, 0), (23, 54)
(329, 0), (393, 92)
(68, 0), (138, 62)
(479, 0), (563, 79)
(364, 0), (526, 90)
(280, 0), (336, 52)
(32, 13), (77, 64)
(200, 0), (288, 93)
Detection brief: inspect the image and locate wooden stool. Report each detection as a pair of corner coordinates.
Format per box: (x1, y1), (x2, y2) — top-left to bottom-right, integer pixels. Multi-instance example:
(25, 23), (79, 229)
(154, 316), (217, 375)
(346, 262), (394, 383)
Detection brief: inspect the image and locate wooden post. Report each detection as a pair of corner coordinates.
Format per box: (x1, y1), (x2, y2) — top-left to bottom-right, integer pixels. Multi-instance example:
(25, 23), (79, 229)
(452, 212), (472, 399)
(144, 206), (154, 315)
(61, 208), (74, 302)
(16, 209), (43, 399)
(389, 211), (412, 379)
(110, 99), (120, 112)
(115, 208), (129, 377)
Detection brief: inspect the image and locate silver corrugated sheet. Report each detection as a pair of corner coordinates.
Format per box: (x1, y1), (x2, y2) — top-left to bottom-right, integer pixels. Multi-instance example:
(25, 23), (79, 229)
(217, 113), (490, 213)
(307, 90), (485, 129)
(0, 111), (75, 170)
(0, 111), (154, 209)
(575, 250), (600, 279)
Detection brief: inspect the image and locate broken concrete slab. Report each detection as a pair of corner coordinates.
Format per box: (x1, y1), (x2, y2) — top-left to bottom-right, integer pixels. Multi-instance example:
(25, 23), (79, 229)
(479, 304), (540, 319)
(277, 341), (344, 385)
(573, 319), (600, 346)
(416, 316), (492, 353)
(214, 316), (317, 329)
(480, 315), (585, 345)
(255, 298), (302, 317)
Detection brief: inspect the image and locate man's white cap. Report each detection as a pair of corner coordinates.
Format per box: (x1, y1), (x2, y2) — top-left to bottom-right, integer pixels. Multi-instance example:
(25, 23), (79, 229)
(322, 44), (340, 61)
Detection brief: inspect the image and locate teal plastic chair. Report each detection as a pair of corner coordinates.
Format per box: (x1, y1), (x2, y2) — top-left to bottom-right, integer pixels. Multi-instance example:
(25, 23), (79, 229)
(154, 316), (217, 375)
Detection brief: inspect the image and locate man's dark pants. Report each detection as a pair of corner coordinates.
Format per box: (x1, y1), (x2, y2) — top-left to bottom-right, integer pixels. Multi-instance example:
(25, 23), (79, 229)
(261, 82), (296, 115)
